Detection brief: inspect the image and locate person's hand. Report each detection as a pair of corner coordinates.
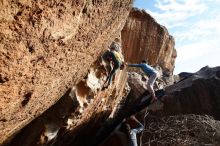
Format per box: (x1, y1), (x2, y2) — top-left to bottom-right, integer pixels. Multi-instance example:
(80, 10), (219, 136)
(130, 115), (138, 122)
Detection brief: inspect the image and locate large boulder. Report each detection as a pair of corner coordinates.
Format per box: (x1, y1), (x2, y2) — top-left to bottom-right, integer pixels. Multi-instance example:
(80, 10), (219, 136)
(121, 8), (177, 75)
(8, 60), (129, 146)
(0, 0), (132, 144)
(151, 66), (220, 120)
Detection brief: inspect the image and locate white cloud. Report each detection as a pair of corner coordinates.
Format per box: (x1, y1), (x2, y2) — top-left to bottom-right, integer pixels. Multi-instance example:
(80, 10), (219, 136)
(145, 0), (220, 74)
(174, 39), (220, 74)
(176, 41), (210, 64)
(173, 14), (220, 44)
(174, 50), (220, 74)
(135, 0), (220, 74)
(146, 0), (207, 28)
(196, 16), (220, 32)
(155, 0), (206, 12)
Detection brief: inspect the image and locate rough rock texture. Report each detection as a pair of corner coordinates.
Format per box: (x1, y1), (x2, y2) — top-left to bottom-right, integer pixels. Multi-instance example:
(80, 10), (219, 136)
(121, 8), (177, 75)
(6, 57), (129, 146)
(150, 66), (220, 120)
(0, 0), (133, 144)
(127, 72), (148, 98)
(127, 72), (165, 100)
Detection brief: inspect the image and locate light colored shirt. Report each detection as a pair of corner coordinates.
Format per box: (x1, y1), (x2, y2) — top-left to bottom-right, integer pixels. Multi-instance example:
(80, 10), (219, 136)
(128, 63), (157, 76)
(128, 121), (144, 146)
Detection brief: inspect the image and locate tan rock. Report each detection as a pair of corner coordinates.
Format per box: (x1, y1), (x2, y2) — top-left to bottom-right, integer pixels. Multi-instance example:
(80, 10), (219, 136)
(121, 8), (177, 74)
(151, 66), (220, 120)
(0, 0), (132, 144)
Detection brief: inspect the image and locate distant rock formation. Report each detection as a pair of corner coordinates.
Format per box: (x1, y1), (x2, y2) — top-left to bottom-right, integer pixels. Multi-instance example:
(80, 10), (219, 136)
(121, 8), (177, 75)
(151, 66), (220, 120)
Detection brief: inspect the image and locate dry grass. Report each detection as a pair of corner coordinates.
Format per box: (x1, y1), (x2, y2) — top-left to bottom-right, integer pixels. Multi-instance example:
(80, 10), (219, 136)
(142, 114), (220, 146)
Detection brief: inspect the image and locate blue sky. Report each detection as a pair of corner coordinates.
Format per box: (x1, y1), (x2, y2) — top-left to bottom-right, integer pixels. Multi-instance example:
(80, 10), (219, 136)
(134, 0), (220, 74)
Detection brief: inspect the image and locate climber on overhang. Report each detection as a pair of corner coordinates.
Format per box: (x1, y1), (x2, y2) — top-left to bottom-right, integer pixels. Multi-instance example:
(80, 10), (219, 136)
(102, 41), (125, 90)
(127, 60), (160, 103)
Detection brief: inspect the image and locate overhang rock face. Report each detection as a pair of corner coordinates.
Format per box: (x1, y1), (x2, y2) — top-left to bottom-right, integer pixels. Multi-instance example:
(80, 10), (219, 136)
(0, 0), (132, 144)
